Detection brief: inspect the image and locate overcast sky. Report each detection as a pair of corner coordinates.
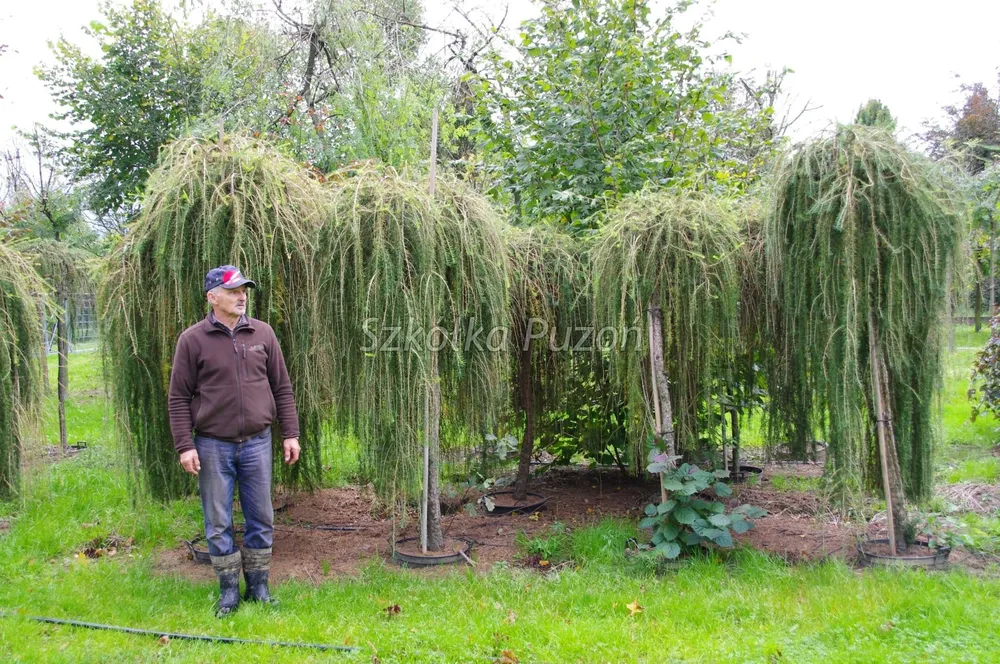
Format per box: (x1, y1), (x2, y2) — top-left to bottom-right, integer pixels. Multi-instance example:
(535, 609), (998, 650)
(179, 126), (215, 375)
(1, 0), (999, 150)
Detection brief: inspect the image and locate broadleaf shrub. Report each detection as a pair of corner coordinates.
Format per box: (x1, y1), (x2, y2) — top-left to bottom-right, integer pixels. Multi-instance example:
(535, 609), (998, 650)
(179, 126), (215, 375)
(971, 314), (1000, 422)
(640, 461), (766, 558)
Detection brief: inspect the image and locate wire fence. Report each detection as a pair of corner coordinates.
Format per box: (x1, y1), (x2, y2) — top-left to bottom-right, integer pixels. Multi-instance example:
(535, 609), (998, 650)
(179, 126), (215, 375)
(44, 293), (98, 354)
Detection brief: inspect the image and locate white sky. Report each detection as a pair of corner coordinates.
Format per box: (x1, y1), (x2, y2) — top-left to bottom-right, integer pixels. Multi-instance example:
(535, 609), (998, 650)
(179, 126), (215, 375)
(1, 0), (998, 150)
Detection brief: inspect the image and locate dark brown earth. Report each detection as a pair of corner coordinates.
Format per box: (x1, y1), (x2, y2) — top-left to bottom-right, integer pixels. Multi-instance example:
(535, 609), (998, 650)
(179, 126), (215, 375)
(153, 463), (995, 583)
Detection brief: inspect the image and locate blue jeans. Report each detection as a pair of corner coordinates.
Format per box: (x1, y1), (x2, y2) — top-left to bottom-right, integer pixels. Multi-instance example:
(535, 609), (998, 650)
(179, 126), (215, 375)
(194, 428), (273, 556)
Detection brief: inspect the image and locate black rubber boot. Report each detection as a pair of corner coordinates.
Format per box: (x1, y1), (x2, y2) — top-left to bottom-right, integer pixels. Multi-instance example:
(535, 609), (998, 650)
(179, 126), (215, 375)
(242, 546), (276, 605)
(210, 550), (242, 618)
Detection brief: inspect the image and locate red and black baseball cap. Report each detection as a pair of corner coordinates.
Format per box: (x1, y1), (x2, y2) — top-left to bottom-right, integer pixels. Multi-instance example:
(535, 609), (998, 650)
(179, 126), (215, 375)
(204, 265), (256, 292)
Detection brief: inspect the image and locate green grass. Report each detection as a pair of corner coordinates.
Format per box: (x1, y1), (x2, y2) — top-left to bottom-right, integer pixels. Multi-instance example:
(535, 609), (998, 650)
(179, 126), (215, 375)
(2, 345), (1000, 662)
(38, 349), (110, 449)
(944, 458), (1000, 484)
(951, 324), (990, 350)
(939, 345), (997, 452)
(769, 473), (825, 493)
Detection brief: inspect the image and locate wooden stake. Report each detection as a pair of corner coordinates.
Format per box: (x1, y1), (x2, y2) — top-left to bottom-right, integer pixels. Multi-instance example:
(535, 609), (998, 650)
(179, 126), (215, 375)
(421, 387), (429, 554)
(869, 315), (896, 555)
(421, 104), (441, 555)
(647, 305), (668, 504)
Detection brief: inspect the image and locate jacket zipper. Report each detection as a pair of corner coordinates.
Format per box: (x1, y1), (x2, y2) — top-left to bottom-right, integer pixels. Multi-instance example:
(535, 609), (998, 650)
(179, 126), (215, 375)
(233, 336), (244, 441)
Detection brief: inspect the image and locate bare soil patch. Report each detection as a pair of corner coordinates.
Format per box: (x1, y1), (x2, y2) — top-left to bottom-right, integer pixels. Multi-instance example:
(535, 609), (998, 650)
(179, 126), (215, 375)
(154, 466), (883, 583)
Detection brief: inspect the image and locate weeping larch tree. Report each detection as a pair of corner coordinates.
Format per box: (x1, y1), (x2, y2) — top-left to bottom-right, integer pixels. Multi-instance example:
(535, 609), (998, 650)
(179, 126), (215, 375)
(317, 167), (509, 551)
(100, 136), (328, 501)
(505, 225), (586, 501)
(23, 239), (92, 451)
(592, 190), (742, 482)
(0, 242), (44, 498)
(765, 125), (963, 549)
(726, 196), (768, 471)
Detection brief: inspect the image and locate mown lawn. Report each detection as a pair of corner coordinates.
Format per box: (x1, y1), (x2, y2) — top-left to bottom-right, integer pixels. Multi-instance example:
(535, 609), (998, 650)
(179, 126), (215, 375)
(1, 332), (999, 662)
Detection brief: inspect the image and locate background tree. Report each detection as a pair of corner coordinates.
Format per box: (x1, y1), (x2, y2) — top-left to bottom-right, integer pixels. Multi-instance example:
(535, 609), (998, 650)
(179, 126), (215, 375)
(922, 81), (1000, 175)
(1, 129), (96, 451)
(855, 98), (897, 131)
(36, 0), (455, 233)
(472, 0), (781, 231)
(36, 0), (202, 228)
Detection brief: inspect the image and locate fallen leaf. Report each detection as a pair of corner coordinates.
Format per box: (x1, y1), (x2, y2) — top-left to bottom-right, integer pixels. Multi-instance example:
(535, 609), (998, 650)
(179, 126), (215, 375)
(626, 599), (643, 617)
(538, 560), (550, 567)
(528, 513), (540, 521)
(494, 649), (519, 664)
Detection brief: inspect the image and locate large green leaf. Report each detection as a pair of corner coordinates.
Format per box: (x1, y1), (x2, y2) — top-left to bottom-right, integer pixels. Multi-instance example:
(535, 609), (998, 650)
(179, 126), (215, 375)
(657, 500), (677, 515)
(711, 531), (734, 548)
(730, 516), (753, 534)
(673, 506), (697, 524)
(639, 516), (660, 529)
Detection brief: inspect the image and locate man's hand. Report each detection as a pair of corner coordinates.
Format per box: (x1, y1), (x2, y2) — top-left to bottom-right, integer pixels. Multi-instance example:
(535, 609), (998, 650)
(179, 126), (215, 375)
(283, 438), (300, 465)
(180, 449), (201, 475)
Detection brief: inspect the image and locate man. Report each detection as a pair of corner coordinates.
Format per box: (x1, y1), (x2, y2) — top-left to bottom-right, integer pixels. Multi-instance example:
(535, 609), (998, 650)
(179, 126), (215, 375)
(168, 265), (301, 617)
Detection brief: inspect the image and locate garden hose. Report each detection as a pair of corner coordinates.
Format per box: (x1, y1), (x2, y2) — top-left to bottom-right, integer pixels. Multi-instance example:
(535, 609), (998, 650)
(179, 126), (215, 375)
(0, 610), (359, 652)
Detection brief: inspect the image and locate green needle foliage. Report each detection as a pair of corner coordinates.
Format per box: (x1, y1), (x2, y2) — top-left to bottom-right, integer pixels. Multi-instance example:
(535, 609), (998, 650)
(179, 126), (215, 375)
(100, 135), (328, 500)
(505, 225), (588, 493)
(592, 190), (742, 461)
(23, 239), (94, 315)
(765, 125), (964, 500)
(316, 167), (510, 503)
(0, 242), (44, 498)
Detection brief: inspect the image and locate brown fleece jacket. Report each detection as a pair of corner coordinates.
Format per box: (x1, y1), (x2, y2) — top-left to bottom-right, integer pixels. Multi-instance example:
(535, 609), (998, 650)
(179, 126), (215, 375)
(168, 313), (300, 454)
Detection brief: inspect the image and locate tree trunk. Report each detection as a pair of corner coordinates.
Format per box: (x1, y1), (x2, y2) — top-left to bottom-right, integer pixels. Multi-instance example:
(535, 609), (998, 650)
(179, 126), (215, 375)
(990, 210), (996, 317)
(648, 304), (673, 457)
(975, 279), (982, 333)
(946, 268), (955, 351)
(647, 301), (674, 505)
(37, 300), (50, 395)
(730, 405), (740, 473)
(57, 294), (69, 451)
(425, 347), (444, 551)
(869, 316), (906, 552)
(513, 336), (534, 502)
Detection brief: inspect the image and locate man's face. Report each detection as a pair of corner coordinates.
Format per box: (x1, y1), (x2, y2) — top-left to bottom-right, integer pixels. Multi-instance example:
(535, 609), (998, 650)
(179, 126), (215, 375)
(207, 285), (248, 319)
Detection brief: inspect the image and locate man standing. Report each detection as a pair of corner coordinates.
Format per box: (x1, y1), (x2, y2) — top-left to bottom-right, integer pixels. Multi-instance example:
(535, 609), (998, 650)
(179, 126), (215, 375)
(168, 266), (301, 617)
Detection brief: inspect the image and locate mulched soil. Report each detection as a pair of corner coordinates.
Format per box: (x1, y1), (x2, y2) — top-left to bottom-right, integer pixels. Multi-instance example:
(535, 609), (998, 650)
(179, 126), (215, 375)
(153, 464), (998, 583)
(936, 482), (1000, 515)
